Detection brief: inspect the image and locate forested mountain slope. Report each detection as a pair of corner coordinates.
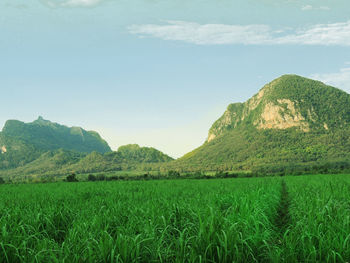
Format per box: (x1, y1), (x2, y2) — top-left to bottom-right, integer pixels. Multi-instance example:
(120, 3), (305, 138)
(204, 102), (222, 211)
(168, 75), (350, 173)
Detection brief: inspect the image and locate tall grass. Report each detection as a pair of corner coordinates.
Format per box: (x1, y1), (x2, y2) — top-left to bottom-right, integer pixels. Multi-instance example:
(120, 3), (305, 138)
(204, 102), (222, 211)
(270, 174), (350, 262)
(1, 175), (350, 262)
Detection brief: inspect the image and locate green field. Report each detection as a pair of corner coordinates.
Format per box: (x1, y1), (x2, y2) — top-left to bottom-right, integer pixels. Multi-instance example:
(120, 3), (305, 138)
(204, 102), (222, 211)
(1, 174), (350, 262)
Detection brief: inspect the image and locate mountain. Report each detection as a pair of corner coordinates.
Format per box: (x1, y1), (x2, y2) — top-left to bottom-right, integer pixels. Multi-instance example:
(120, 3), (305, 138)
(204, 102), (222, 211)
(0, 117), (111, 169)
(169, 75), (350, 173)
(2, 117), (111, 153)
(207, 75), (350, 140)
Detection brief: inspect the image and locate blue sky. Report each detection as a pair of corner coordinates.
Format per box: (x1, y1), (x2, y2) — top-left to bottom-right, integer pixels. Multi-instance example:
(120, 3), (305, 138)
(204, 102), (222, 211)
(1, 0), (350, 158)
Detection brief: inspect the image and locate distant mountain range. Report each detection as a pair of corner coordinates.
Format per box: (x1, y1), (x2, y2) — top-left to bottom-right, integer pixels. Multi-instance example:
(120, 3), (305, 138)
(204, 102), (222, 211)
(2, 74), (350, 180)
(0, 117), (173, 180)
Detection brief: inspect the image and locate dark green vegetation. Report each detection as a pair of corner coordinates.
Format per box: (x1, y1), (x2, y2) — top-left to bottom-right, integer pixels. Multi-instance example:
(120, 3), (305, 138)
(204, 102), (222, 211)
(0, 144), (173, 182)
(169, 75), (350, 173)
(65, 144), (173, 174)
(169, 126), (350, 174)
(1, 174), (350, 262)
(273, 180), (291, 233)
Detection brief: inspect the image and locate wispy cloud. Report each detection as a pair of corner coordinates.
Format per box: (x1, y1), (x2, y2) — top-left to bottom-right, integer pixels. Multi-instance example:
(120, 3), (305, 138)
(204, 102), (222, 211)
(129, 21), (274, 45)
(311, 68), (350, 92)
(301, 5), (330, 11)
(40, 0), (104, 8)
(301, 5), (313, 10)
(128, 20), (350, 46)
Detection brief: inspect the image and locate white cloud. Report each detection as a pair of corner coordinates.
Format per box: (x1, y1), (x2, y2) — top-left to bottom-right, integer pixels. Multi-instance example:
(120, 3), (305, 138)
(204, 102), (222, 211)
(301, 5), (330, 11)
(129, 21), (273, 45)
(276, 21), (350, 45)
(128, 20), (350, 46)
(310, 68), (350, 92)
(40, 0), (104, 8)
(301, 5), (313, 10)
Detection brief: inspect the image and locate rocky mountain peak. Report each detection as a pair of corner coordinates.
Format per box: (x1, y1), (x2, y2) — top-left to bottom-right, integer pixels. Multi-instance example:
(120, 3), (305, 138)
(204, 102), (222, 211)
(207, 75), (350, 142)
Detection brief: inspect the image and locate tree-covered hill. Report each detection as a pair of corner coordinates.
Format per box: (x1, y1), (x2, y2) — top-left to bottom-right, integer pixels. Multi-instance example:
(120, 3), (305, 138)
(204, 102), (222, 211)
(116, 144), (174, 163)
(167, 75), (350, 173)
(63, 144), (174, 174)
(0, 117), (111, 169)
(2, 117), (111, 153)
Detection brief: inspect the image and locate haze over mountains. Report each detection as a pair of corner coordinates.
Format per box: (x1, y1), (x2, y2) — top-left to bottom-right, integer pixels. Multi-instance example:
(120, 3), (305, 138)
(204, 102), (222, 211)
(1, 74), (350, 180)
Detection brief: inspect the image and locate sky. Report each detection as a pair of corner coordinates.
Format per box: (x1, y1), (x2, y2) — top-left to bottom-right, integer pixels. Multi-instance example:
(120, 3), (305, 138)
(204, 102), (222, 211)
(1, 0), (350, 158)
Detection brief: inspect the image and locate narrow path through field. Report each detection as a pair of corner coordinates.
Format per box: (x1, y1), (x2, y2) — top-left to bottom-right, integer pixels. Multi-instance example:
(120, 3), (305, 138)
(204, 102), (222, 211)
(263, 180), (293, 261)
(274, 180), (292, 234)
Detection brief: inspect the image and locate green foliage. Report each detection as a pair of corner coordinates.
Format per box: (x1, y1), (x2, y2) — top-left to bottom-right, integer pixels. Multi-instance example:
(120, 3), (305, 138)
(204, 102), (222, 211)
(0, 144), (174, 181)
(0, 133), (42, 169)
(0, 176), (281, 262)
(116, 144), (173, 163)
(167, 170), (180, 177)
(87, 174), (96, 181)
(1, 174), (350, 262)
(60, 144), (173, 175)
(65, 173), (78, 182)
(269, 174), (350, 261)
(170, 126), (350, 173)
(0, 149), (86, 181)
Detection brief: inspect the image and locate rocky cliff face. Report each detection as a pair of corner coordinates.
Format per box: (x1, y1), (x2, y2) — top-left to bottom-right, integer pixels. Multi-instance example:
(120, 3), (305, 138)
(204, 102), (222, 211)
(207, 75), (350, 142)
(1, 146), (6, 154)
(254, 98), (309, 131)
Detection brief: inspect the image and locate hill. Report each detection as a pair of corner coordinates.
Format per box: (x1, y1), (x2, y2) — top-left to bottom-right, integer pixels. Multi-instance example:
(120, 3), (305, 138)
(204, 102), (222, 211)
(2, 116), (111, 153)
(1, 144), (173, 181)
(0, 117), (111, 169)
(168, 75), (350, 174)
(65, 144), (174, 174)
